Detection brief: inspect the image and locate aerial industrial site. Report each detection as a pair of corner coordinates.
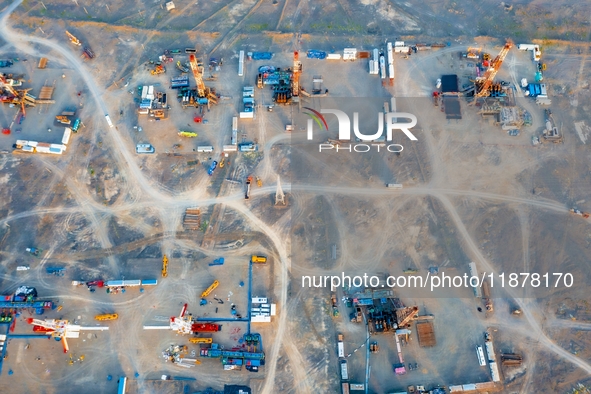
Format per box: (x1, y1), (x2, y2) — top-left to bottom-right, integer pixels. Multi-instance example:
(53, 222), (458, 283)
(1, 0), (591, 393)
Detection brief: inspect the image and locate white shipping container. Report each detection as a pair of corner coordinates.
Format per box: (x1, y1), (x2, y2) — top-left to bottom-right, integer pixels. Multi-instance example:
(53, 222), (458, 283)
(223, 145), (238, 152)
(388, 64), (395, 80)
(238, 61), (244, 77)
(21, 146), (35, 153)
(197, 146), (214, 153)
(337, 342), (344, 357)
(387, 42), (393, 64)
(141, 86), (148, 99)
(394, 41), (405, 47)
(326, 53), (342, 60)
(50, 143), (66, 150)
(485, 341), (496, 362)
(449, 386), (463, 393)
(62, 128), (72, 145)
(462, 384), (477, 391)
(489, 361), (501, 382)
(394, 46), (410, 53)
(36, 146), (51, 153)
(518, 44), (537, 51)
(232, 117), (238, 131)
(373, 48), (379, 61)
(239, 111), (254, 119)
(476, 345), (486, 366)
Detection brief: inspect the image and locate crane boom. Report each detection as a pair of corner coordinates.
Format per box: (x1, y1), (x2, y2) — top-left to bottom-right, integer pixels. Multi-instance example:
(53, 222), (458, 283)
(475, 40), (513, 97)
(65, 31), (82, 46)
(189, 55), (205, 97)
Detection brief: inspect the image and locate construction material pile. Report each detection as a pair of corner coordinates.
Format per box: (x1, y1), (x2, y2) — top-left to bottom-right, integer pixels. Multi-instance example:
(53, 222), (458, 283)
(162, 345), (199, 368)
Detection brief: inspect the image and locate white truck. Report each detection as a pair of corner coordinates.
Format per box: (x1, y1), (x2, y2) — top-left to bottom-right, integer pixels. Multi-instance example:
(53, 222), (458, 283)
(340, 360), (349, 380)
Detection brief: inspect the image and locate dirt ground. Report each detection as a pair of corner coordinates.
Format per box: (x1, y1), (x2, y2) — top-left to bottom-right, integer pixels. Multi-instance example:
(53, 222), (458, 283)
(0, 0), (591, 393)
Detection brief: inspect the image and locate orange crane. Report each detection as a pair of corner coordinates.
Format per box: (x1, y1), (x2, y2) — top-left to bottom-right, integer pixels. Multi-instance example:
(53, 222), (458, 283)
(292, 51), (301, 97)
(189, 54), (205, 98)
(475, 40), (513, 97)
(65, 31), (82, 46)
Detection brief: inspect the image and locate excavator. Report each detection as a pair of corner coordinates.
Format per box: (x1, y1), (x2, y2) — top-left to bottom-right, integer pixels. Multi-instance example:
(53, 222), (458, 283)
(55, 115), (71, 125)
(256, 177), (262, 187)
(65, 31), (82, 46)
(162, 255), (168, 278)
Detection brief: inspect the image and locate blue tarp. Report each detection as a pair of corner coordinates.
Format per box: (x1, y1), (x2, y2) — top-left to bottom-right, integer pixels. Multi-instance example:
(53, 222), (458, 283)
(251, 52), (273, 60)
(258, 66), (275, 73)
(307, 50), (327, 59)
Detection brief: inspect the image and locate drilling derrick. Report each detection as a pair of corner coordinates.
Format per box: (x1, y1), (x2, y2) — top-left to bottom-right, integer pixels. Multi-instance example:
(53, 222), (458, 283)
(475, 40), (513, 97)
(292, 51), (301, 97)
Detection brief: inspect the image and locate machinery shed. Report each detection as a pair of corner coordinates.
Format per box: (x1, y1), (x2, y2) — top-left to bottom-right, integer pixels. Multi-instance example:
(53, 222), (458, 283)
(416, 321), (436, 347)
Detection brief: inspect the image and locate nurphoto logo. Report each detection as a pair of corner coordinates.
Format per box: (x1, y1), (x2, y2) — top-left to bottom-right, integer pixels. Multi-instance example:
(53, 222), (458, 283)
(304, 107), (418, 153)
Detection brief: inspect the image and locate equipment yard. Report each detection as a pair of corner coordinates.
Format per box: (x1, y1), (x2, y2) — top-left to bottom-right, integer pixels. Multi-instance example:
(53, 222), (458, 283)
(1, 0), (591, 393)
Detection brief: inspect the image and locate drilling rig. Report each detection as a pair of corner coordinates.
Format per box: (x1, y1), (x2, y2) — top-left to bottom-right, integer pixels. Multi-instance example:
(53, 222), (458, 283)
(474, 40), (513, 98)
(292, 51), (301, 99)
(188, 54), (217, 105)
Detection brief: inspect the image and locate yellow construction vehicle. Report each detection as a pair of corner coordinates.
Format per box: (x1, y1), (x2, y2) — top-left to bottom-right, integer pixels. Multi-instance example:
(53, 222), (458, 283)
(162, 255), (168, 278)
(65, 31), (82, 46)
(251, 255), (267, 264)
(256, 177), (262, 187)
(201, 280), (219, 298)
(219, 158), (225, 168)
(189, 337), (213, 344)
(95, 313), (118, 321)
(151, 64), (165, 75)
(55, 115), (71, 125)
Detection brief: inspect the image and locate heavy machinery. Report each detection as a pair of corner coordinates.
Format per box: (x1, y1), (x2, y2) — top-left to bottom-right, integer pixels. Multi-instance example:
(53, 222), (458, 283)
(55, 115), (71, 125)
(245, 176), (252, 200)
(219, 158), (225, 168)
(176, 61), (189, 73)
(189, 337), (213, 344)
(151, 64), (165, 75)
(26, 247), (42, 257)
(178, 131), (198, 138)
(331, 293), (339, 317)
(201, 280), (219, 298)
(188, 54), (217, 105)
(251, 255), (267, 264)
(162, 255), (168, 278)
(95, 313), (118, 321)
(570, 208), (590, 219)
(256, 177), (262, 187)
(292, 51), (301, 98)
(65, 31), (82, 46)
(28, 318), (108, 353)
(475, 40), (513, 97)
(149, 303), (220, 334)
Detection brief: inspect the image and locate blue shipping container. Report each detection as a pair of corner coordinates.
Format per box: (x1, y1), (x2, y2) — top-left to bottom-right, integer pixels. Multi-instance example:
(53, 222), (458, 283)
(141, 279), (158, 286)
(251, 52), (273, 60)
(307, 50), (327, 59)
